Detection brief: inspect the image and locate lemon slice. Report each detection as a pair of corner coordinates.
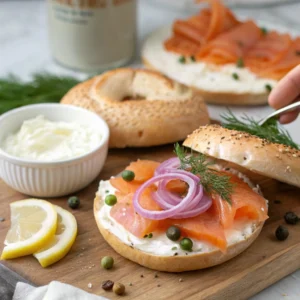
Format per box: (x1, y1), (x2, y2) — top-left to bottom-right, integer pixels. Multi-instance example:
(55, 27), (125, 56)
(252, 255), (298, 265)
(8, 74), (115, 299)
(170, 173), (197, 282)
(33, 205), (77, 267)
(1, 199), (57, 260)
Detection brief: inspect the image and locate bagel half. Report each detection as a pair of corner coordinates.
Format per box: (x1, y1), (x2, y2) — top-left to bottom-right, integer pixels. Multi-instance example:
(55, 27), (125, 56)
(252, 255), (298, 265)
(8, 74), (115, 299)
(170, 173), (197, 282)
(94, 194), (264, 272)
(183, 124), (300, 188)
(61, 68), (209, 148)
(142, 26), (278, 106)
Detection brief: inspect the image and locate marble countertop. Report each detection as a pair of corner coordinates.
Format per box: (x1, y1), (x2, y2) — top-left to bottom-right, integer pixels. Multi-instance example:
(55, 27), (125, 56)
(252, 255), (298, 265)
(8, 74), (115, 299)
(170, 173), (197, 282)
(1, 0), (300, 299)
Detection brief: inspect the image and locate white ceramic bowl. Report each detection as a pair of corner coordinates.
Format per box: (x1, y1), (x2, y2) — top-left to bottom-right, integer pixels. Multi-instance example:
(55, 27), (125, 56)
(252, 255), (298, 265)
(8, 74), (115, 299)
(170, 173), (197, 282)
(0, 104), (109, 197)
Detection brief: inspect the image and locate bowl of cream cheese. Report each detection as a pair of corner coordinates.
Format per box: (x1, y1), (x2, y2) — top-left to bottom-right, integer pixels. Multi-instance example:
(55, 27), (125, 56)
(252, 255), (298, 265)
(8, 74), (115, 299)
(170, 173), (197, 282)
(0, 103), (109, 197)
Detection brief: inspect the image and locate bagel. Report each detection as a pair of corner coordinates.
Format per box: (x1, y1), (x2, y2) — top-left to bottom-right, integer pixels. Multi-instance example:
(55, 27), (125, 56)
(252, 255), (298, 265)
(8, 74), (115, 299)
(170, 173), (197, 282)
(93, 126), (272, 272)
(142, 26), (278, 106)
(61, 68), (209, 148)
(94, 191), (264, 272)
(183, 124), (300, 188)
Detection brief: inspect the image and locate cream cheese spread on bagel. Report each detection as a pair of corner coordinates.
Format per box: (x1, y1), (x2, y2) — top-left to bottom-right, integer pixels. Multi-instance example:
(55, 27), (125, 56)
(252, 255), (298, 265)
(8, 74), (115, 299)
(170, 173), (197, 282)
(96, 170), (262, 257)
(142, 26), (277, 96)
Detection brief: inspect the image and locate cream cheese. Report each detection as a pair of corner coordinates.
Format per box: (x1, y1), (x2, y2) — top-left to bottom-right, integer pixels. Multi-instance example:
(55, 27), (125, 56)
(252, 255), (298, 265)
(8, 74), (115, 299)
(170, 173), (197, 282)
(96, 169), (263, 257)
(142, 26), (278, 94)
(1, 115), (102, 161)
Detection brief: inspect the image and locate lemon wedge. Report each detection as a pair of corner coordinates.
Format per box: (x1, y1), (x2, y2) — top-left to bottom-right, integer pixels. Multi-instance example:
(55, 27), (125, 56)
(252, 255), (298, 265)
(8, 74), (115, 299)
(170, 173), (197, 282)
(1, 199), (57, 260)
(33, 205), (77, 267)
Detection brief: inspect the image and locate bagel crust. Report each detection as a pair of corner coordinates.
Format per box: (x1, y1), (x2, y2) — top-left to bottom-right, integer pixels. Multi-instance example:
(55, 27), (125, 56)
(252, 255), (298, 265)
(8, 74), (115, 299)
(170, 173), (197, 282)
(94, 193), (264, 272)
(61, 68), (209, 148)
(183, 125), (300, 188)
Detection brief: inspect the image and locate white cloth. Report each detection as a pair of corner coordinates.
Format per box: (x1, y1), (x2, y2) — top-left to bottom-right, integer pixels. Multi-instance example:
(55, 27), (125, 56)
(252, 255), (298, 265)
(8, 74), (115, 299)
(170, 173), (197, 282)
(13, 281), (108, 300)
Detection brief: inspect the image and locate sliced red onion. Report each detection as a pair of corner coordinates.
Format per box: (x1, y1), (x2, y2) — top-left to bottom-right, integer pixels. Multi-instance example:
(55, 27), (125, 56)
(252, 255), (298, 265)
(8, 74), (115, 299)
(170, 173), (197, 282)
(133, 171), (212, 220)
(154, 157), (181, 176)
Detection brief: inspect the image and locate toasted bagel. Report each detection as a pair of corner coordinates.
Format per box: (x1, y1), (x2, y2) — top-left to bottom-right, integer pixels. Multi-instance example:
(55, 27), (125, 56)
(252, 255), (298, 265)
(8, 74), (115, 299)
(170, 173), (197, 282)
(183, 124), (300, 188)
(61, 68), (209, 148)
(94, 193), (264, 272)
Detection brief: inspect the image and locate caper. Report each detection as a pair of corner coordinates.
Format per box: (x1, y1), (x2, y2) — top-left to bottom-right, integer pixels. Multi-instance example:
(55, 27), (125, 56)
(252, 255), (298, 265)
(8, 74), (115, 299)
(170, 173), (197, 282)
(122, 170), (135, 182)
(113, 282), (125, 295)
(284, 212), (299, 225)
(101, 256), (114, 269)
(180, 237), (193, 251)
(275, 225), (289, 241)
(68, 196), (80, 209)
(166, 226), (181, 241)
(105, 194), (117, 206)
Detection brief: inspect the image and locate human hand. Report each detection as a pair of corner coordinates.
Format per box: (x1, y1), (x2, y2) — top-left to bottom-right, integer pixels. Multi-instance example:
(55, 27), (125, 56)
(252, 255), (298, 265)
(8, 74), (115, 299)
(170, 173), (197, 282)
(268, 64), (300, 124)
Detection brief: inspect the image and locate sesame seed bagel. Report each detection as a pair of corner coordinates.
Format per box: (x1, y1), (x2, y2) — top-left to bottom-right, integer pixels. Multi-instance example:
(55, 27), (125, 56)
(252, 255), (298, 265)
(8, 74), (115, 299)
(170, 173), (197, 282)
(61, 68), (209, 148)
(94, 193), (264, 272)
(183, 125), (300, 188)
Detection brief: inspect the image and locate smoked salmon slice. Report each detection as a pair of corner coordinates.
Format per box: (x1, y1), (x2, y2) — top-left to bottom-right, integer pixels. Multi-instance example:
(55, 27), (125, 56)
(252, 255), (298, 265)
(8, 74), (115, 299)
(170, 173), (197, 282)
(245, 31), (292, 72)
(109, 160), (268, 251)
(258, 37), (300, 80)
(164, 0), (239, 55)
(110, 191), (161, 238)
(196, 21), (262, 64)
(212, 173), (268, 229)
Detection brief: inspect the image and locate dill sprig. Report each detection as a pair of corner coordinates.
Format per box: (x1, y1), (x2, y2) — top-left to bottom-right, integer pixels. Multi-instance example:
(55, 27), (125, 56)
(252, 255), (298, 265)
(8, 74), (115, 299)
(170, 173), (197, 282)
(221, 110), (299, 150)
(0, 73), (82, 114)
(174, 143), (234, 204)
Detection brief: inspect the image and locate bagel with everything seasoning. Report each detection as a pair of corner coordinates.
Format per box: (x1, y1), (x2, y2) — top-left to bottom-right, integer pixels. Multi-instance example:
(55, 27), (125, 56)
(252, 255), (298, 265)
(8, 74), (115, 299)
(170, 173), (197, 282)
(183, 125), (300, 188)
(61, 68), (209, 148)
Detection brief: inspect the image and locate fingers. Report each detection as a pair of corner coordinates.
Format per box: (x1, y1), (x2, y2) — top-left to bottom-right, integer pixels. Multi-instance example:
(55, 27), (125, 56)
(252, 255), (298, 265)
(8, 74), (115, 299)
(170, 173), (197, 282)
(279, 109), (300, 124)
(269, 64), (300, 109)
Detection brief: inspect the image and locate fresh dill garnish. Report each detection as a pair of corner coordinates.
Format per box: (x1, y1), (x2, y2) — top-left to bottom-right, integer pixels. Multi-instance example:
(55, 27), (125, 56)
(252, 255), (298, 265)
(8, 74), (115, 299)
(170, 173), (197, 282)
(174, 143), (234, 204)
(178, 56), (186, 64)
(0, 73), (81, 114)
(260, 27), (268, 35)
(236, 58), (244, 68)
(221, 110), (299, 149)
(232, 73), (239, 80)
(265, 84), (272, 92)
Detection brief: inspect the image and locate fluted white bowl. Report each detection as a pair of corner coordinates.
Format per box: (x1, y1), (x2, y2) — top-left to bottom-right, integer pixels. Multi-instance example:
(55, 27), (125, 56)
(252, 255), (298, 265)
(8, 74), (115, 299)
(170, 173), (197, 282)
(0, 104), (109, 197)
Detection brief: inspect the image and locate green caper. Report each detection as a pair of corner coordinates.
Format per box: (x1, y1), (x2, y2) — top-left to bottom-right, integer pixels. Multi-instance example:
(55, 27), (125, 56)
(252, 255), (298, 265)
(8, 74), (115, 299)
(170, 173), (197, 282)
(122, 170), (135, 182)
(105, 194), (117, 206)
(101, 256), (114, 269)
(68, 196), (80, 209)
(166, 226), (181, 241)
(180, 237), (193, 251)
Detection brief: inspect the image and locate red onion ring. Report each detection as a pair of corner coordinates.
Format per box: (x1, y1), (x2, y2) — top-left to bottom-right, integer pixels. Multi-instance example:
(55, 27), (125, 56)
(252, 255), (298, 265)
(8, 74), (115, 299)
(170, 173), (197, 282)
(133, 171), (212, 220)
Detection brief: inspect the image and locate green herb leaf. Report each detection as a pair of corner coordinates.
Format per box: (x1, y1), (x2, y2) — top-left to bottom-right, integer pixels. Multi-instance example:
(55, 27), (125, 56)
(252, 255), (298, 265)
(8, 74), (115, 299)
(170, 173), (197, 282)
(0, 73), (82, 115)
(236, 58), (244, 68)
(265, 84), (272, 92)
(178, 56), (186, 64)
(190, 55), (196, 62)
(171, 246), (178, 251)
(261, 27), (268, 35)
(232, 73), (239, 80)
(174, 143), (234, 204)
(148, 233), (153, 238)
(221, 110), (299, 150)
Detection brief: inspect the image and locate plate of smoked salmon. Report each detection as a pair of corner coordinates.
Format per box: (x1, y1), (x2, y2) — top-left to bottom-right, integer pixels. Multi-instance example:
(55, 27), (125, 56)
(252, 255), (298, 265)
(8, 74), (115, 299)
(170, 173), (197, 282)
(142, 0), (300, 106)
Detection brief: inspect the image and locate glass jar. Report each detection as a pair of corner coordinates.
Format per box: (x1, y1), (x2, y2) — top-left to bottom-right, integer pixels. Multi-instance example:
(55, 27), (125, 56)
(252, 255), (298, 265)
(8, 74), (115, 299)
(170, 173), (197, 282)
(47, 0), (136, 72)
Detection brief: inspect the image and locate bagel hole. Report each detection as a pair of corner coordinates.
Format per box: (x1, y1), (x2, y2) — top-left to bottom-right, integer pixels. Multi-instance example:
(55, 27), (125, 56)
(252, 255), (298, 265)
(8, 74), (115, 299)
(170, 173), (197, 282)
(122, 94), (146, 101)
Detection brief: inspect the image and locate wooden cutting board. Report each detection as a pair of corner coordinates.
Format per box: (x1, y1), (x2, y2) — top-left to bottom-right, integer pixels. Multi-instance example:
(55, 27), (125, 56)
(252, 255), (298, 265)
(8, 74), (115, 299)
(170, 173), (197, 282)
(1, 145), (300, 300)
